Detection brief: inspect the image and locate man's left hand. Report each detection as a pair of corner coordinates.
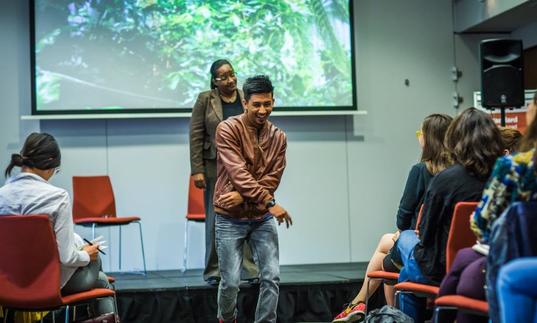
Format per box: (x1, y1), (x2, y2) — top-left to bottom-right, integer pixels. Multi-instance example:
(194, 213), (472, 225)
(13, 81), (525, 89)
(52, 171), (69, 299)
(219, 191), (244, 208)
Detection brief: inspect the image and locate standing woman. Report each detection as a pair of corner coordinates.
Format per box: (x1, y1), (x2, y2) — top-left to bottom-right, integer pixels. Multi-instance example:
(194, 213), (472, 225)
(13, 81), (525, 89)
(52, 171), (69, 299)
(189, 59), (258, 284)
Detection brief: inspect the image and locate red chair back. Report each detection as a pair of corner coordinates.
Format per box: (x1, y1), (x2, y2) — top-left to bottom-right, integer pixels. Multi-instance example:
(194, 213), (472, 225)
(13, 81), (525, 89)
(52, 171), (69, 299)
(72, 176), (117, 220)
(186, 176), (206, 221)
(446, 202), (479, 271)
(0, 215), (63, 309)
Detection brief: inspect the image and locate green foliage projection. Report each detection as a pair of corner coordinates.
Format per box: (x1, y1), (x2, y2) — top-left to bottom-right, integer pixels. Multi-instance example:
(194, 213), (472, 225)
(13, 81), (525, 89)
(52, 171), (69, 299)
(36, 0), (353, 110)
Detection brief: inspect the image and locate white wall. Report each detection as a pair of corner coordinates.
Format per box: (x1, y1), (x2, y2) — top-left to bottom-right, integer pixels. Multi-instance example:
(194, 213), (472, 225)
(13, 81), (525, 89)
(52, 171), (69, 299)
(1, 0), (463, 271)
(453, 0), (530, 32)
(513, 20), (537, 49)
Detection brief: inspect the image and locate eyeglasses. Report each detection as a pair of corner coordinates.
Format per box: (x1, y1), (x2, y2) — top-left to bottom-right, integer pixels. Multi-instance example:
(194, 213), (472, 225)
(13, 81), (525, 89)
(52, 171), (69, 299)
(214, 72), (236, 82)
(415, 130), (423, 138)
(54, 167), (61, 175)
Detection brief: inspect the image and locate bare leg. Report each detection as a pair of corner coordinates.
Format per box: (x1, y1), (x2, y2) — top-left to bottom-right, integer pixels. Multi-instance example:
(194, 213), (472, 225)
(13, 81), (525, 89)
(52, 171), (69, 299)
(384, 285), (395, 306)
(350, 233), (395, 305)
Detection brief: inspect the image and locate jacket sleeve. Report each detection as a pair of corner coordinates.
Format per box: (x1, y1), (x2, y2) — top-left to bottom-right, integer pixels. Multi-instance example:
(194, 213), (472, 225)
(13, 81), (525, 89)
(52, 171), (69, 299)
(215, 122), (272, 204)
(470, 157), (512, 243)
(190, 93), (207, 175)
(257, 134), (287, 194)
(396, 164), (424, 231)
(53, 192), (90, 268)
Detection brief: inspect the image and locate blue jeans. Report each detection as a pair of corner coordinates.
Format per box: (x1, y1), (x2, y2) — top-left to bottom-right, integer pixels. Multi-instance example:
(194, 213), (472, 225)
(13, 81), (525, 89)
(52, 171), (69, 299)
(397, 230), (434, 323)
(215, 214), (280, 323)
(497, 257), (537, 323)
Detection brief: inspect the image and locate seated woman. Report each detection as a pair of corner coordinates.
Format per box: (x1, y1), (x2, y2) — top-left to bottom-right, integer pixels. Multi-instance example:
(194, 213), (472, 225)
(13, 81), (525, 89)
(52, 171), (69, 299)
(497, 257), (537, 323)
(333, 113), (453, 323)
(437, 126), (523, 323)
(396, 108), (503, 322)
(0, 133), (115, 317)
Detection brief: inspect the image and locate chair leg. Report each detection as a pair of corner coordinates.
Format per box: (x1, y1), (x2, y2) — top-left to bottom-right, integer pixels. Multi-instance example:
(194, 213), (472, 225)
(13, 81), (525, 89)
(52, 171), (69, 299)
(364, 277), (375, 313)
(3, 309), (7, 323)
(113, 293), (120, 320)
(182, 220), (189, 273)
(432, 306), (442, 323)
(92, 223), (96, 240)
(64, 305), (70, 323)
(119, 225), (122, 272)
(394, 290), (400, 309)
(137, 221), (147, 275)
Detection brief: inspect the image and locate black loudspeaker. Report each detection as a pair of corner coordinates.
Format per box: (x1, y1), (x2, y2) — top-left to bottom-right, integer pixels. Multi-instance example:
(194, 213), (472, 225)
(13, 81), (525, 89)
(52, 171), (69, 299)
(480, 39), (524, 108)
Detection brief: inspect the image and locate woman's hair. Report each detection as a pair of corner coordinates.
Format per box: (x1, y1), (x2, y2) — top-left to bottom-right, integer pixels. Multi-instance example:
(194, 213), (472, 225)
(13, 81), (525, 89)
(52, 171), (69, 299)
(444, 107), (503, 179)
(209, 59), (233, 89)
(518, 92), (537, 152)
(499, 127), (522, 153)
(5, 132), (61, 177)
(420, 113), (453, 175)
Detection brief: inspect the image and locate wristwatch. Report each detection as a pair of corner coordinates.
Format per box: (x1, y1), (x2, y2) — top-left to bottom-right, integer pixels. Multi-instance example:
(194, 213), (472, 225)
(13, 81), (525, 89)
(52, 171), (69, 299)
(266, 198), (276, 208)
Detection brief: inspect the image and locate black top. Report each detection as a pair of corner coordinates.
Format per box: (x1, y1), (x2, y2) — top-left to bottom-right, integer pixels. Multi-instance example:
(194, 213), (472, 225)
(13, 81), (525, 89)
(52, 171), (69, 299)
(414, 164), (486, 284)
(396, 162), (434, 231)
(222, 92), (243, 120)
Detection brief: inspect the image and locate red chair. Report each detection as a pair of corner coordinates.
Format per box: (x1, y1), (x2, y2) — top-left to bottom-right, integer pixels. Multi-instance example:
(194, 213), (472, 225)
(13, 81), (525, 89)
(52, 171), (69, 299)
(431, 203), (488, 321)
(433, 295), (488, 322)
(72, 175), (146, 274)
(0, 215), (117, 322)
(394, 202), (479, 307)
(182, 176), (206, 271)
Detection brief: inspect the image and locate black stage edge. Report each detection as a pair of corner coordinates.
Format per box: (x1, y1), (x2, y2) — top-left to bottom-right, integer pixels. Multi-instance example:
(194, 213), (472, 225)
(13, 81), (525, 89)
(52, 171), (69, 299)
(112, 262), (387, 323)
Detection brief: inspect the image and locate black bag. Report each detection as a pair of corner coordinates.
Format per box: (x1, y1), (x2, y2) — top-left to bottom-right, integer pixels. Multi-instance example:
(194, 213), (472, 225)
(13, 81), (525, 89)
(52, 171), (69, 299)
(76, 312), (119, 323)
(366, 305), (413, 323)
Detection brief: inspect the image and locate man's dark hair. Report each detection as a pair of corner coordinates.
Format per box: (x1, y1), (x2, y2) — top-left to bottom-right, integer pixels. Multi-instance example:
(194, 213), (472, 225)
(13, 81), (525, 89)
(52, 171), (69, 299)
(5, 132), (61, 177)
(209, 59), (233, 89)
(243, 75), (274, 101)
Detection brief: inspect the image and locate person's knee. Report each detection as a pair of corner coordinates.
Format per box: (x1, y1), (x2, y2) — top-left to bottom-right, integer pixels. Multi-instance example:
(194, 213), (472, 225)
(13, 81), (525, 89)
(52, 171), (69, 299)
(379, 233), (395, 251)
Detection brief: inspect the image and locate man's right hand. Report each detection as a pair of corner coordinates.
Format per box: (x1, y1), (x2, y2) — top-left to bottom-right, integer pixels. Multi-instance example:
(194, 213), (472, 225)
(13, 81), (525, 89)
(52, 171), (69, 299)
(83, 244), (100, 261)
(269, 204), (293, 228)
(193, 173), (206, 189)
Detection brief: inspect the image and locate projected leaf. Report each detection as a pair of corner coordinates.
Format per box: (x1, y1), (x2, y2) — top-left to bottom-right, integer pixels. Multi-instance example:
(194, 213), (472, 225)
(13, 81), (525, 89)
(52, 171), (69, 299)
(35, 0), (352, 110)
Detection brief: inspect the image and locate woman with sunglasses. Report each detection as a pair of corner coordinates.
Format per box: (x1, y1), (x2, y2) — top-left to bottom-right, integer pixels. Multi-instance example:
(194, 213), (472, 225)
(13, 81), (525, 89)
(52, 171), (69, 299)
(333, 114), (453, 322)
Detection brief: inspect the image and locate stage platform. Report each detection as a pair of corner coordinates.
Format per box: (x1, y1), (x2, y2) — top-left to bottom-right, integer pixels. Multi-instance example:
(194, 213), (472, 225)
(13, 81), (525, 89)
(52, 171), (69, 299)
(111, 262), (383, 323)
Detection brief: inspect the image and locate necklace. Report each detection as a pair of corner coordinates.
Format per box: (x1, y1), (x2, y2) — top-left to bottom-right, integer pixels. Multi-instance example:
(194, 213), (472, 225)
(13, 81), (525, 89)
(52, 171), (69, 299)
(220, 91), (237, 103)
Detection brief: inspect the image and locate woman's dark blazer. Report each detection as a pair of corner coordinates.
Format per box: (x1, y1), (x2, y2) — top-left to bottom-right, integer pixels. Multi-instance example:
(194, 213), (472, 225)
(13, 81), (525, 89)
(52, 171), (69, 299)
(189, 88), (244, 175)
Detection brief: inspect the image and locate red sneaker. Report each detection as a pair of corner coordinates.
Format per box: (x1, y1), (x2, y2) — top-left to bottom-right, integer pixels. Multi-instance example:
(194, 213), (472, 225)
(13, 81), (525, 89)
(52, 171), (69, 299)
(332, 302), (366, 322)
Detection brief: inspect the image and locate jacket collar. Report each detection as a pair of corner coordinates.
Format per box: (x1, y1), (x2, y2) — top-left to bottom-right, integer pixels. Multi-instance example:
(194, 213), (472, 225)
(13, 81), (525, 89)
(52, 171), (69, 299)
(210, 88), (244, 121)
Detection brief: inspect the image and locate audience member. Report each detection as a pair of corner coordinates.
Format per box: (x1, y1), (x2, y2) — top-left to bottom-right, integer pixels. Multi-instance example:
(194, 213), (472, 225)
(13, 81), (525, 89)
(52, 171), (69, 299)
(396, 108), (503, 322)
(463, 92), (537, 323)
(437, 125), (522, 323)
(497, 257), (537, 322)
(499, 127), (522, 155)
(333, 113), (453, 323)
(0, 133), (115, 317)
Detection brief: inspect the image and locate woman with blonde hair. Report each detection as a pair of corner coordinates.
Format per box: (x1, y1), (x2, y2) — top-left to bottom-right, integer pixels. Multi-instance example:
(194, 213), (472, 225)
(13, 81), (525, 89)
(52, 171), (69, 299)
(333, 113), (453, 322)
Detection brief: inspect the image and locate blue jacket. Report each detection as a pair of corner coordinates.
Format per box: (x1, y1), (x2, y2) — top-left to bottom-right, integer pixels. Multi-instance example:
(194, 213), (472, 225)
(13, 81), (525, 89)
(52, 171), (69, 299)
(487, 202), (537, 323)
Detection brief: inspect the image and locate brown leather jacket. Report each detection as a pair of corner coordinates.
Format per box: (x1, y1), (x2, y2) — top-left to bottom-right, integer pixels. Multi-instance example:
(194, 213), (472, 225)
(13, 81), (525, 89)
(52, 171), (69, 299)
(214, 114), (287, 220)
